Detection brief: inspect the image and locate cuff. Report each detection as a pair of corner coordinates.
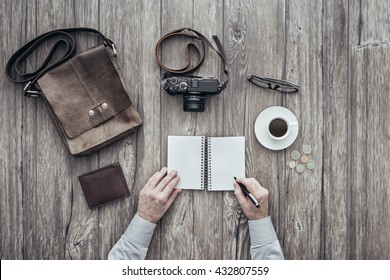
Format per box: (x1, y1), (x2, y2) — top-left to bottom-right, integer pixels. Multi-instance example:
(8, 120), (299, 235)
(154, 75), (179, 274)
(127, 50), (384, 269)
(122, 214), (157, 247)
(248, 216), (278, 246)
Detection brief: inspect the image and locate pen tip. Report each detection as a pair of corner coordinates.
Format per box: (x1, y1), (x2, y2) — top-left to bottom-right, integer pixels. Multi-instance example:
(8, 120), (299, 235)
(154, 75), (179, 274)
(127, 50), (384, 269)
(234, 176), (237, 180)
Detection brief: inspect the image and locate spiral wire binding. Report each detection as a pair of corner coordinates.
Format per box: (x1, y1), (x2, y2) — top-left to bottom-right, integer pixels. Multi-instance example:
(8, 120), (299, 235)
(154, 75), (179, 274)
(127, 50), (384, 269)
(207, 138), (212, 190)
(200, 137), (206, 189)
(200, 137), (213, 190)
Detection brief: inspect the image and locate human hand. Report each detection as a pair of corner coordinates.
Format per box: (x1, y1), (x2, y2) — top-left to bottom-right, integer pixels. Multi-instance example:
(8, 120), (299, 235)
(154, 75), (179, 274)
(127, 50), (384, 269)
(137, 167), (182, 223)
(234, 177), (269, 220)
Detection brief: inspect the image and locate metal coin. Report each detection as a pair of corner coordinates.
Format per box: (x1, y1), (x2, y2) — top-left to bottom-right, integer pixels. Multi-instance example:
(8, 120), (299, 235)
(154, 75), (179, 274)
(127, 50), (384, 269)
(300, 155), (309, 163)
(306, 160), (315, 170)
(288, 161), (296, 168)
(296, 164), (305, 173)
(303, 144), (312, 154)
(291, 150), (300, 160)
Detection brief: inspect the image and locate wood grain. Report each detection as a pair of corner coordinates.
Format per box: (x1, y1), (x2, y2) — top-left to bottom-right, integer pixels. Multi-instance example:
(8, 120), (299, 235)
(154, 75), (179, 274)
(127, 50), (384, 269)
(159, 0), (197, 260)
(222, 0), (286, 259)
(135, 0), (163, 260)
(349, 0), (390, 260)
(222, 0), (251, 260)
(97, 0), (144, 260)
(283, 0), (323, 259)
(21, 0), (38, 260)
(1, 0), (390, 260)
(159, 0), (225, 260)
(64, 0), (100, 260)
(350, 44), (390, 259)
(322, 0), (349, 259)
(0, 0), (25, 259)
(21, 0), (75, 260)
(358, 0), (390, 45)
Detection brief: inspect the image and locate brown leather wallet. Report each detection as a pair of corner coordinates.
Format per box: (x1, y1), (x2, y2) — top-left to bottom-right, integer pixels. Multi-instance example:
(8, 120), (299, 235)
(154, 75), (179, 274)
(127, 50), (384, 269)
(78, 162), (130, 209)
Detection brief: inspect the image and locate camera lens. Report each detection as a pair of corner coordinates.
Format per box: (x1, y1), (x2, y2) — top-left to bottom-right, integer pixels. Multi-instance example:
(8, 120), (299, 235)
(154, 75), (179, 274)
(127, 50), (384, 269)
(183, 94), (206, 112)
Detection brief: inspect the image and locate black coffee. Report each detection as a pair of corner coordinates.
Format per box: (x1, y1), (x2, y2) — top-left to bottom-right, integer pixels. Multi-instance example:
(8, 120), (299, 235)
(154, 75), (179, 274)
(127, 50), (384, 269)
(269, 118), (288, 138)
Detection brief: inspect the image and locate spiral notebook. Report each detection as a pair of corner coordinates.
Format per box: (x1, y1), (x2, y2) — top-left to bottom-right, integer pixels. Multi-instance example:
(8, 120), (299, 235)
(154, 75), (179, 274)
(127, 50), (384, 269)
(167, 136), (245, 191)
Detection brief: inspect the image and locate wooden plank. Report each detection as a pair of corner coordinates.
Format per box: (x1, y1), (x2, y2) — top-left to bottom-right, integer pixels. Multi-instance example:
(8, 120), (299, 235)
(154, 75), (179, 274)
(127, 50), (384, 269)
(96, 1), (166, 259)
(283, 0), (323, 259)
(322, 0), (349, 259)
(130, 0), (164, 260)
(2, 0), (390, 261)
(349, 44), (367, 260)
(64, 0), (100, 260)
(21, 0), (38, 260)
(222, 0), (249, 260)
(97, 0), (144, 260)
(26, 0), (75, 259)
(350, 44), (390, 260)
(105, 0), (165, 260)
(0, 0), (25, 259)
(359, 0), (390, 44)
(190, 0), (224, 260)
(349, 0), (390, 260)
(222, 0), (285, 259)
(159, 0), (224, 259)
(159, 0), (197, 260)
(364, 45), (390, 259)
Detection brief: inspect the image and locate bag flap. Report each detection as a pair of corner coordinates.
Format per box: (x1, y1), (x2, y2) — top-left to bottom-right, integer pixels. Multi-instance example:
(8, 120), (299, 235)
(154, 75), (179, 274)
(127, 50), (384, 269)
(37, 45), (132, 139)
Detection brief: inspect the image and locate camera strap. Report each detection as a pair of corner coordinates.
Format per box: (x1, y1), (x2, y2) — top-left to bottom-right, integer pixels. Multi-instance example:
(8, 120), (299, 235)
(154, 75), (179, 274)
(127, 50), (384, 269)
(155, 27), (229, 92)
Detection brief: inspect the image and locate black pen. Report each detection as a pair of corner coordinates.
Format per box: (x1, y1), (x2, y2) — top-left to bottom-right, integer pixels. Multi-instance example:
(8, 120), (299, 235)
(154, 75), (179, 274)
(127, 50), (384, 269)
(234, 177), (260, 208)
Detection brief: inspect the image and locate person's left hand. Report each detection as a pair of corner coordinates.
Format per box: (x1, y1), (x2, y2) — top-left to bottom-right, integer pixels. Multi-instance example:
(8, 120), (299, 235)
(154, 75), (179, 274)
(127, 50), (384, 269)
(137, 167), (181, 223)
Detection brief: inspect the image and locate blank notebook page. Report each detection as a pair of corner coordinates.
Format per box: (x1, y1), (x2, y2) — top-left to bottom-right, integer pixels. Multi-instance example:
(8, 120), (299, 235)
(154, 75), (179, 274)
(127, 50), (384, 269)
(208, 137), (245, 191)
(167, 136), (203, 190)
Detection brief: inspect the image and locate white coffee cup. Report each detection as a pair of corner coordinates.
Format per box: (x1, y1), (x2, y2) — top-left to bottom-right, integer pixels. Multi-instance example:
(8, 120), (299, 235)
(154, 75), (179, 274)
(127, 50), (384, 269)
(267, 116), (298, 140)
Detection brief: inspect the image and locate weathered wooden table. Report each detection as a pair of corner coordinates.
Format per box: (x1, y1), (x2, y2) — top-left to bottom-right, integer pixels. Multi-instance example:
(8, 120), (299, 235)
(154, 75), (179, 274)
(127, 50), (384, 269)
(1, 0), (389, 259)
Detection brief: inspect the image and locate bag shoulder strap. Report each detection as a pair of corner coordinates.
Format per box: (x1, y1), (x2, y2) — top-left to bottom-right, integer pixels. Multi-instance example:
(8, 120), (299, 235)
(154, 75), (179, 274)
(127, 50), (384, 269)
(5, 27), (116, 97)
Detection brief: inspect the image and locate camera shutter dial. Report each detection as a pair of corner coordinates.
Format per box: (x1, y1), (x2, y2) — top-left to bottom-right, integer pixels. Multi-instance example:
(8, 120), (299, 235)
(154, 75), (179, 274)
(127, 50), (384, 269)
(179, 81), (188, 90)
(170, 77), (178, 85)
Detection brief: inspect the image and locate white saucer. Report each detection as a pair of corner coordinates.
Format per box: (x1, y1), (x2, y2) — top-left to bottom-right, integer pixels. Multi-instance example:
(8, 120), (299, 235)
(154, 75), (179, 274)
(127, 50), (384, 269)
(254, 106), (299, 150)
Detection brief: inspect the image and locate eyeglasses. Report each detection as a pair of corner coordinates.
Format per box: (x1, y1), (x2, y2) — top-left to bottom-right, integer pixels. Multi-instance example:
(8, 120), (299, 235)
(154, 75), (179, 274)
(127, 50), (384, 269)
(247, 74), (299, 93)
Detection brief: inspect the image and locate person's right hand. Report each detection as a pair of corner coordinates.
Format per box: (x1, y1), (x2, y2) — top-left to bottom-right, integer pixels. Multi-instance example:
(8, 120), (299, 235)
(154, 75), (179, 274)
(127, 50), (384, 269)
(234, 177), (269, 220)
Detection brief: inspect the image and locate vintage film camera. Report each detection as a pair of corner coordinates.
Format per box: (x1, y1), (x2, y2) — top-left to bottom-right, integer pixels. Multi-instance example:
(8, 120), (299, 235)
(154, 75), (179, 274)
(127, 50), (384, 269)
(161, 76), (222, 112)
(155, 28), (229, 112)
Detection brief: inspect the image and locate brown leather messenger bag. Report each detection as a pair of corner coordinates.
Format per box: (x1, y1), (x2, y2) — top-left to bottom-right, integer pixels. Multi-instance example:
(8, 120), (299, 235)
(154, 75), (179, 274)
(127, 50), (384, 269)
(5, 28), (142, 156)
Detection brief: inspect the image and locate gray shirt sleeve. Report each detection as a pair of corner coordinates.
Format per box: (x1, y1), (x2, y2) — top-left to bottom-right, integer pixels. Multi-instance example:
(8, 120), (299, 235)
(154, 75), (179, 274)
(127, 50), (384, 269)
(108, 214), (156, 260)
(248, 216), (284, 260)
(108, 214), (284, 260)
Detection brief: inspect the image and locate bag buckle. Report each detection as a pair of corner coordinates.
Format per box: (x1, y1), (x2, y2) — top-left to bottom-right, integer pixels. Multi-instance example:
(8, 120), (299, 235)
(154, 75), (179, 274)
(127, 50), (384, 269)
(111, 43), (117, 56)
(103, 39), (117, 56)
(23, 81), (41, 97)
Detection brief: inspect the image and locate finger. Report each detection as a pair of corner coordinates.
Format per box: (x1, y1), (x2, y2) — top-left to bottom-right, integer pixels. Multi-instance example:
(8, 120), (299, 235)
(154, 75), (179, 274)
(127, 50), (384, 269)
(237, 177), (262, 197)
(144, 171), (159, 189)
(145, 167), (167, 190)
(241, 178), (269, 204)
(165, 188), (182, 210)
(234, 183), (249, 206)
(161, 175), (180, 197)
(236, 177), (255, 186)
(155, 169), (177, 192)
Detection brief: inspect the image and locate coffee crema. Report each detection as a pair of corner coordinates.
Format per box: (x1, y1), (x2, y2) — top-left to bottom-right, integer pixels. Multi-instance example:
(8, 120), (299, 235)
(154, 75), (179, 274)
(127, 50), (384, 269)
(269, 118), (288, 138)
